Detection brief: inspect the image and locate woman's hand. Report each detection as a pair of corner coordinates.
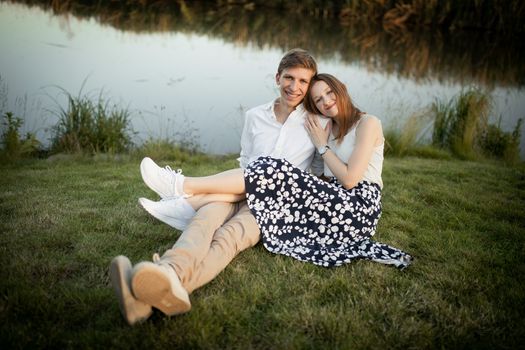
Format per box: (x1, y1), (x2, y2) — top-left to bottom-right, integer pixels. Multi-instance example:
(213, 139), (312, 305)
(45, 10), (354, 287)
(305, 115), (332, 148)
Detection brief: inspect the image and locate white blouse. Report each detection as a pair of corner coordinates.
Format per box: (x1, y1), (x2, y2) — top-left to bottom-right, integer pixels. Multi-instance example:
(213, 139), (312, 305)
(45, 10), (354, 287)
(324, 114), (384, 189)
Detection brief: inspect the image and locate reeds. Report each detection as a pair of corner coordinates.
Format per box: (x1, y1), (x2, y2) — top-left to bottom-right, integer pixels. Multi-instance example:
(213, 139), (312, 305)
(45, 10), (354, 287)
(432, 89), (490, 159)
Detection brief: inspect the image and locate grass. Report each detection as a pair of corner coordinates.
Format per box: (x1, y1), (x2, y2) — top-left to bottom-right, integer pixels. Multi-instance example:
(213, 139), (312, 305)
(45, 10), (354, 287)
(1, 154), (524, 349)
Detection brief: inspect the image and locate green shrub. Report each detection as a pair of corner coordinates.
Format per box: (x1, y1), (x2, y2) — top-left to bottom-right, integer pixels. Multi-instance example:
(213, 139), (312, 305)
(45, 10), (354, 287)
(480, 118), (522, 164)
(0, 111), (41, 161)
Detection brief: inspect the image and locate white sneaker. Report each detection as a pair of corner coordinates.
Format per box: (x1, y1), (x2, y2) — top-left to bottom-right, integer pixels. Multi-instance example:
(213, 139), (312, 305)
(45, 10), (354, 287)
(138, 197), (196, 231)
(140, 157), (189, 199)
(109, 256), (153, 325)
(131, 260), (191, 316)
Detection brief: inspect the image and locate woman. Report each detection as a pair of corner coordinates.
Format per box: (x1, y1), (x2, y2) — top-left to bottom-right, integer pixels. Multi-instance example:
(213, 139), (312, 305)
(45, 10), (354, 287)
(142, 73), (412, 269)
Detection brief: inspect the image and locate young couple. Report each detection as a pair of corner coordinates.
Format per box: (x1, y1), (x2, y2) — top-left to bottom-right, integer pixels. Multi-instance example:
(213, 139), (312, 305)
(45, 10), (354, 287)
(110, 48), (412, 325)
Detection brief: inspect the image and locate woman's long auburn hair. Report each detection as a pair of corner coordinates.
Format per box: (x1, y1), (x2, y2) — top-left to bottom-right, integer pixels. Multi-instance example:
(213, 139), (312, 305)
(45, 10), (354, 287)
(304, 74), (363, 143)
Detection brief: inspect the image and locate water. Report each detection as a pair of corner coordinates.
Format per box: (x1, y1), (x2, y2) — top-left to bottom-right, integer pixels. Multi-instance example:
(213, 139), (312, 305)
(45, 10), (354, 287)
(1, 2), (524, 157)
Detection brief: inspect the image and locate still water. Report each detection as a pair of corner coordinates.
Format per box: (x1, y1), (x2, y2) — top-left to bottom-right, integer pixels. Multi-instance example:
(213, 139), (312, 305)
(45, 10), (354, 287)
(1, 2), (524, 156)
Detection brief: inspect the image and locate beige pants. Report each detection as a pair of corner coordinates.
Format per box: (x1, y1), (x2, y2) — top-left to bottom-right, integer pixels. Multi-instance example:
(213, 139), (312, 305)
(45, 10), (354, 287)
(159, 201), (260, 294)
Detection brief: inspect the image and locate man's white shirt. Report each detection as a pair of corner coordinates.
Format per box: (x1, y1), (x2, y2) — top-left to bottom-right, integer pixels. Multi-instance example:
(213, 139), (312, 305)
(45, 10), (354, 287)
(238, 99), (325, 174)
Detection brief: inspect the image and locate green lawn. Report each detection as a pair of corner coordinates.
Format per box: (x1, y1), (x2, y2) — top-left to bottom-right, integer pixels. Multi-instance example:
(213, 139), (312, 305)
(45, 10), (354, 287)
(1, 155), (524, 349)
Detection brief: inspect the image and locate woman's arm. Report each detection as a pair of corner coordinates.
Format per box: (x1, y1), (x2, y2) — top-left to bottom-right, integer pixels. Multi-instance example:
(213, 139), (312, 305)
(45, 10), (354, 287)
(306, 115), (381, 190)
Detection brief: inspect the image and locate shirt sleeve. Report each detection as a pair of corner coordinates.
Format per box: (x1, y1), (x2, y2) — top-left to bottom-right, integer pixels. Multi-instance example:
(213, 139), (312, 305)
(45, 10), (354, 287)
(309, 150), (324, 176)
(238, 111), (253, 168)
(309, 115), (329, 175)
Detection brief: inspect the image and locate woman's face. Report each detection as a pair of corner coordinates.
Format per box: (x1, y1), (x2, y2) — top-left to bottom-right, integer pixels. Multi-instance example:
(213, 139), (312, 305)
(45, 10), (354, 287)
(310, 80), (338, 118)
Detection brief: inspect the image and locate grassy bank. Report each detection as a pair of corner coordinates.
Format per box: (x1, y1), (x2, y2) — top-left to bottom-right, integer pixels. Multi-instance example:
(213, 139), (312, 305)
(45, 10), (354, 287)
(1, 155), (524, 348)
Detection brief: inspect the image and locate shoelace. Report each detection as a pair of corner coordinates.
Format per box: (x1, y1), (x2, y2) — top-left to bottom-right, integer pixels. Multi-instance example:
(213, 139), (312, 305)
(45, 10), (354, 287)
(159, 166), (183, 185)
(160, 165), (192, 198)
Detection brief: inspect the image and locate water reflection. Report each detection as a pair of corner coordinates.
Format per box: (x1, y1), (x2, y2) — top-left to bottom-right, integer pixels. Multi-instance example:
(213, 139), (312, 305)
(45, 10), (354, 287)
(9, 0), (524, 88)
(1, 1), (523, 156)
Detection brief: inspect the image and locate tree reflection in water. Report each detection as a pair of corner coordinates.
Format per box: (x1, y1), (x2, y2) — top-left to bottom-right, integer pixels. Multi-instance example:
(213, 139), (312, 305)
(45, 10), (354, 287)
(8, 0), (525, 88)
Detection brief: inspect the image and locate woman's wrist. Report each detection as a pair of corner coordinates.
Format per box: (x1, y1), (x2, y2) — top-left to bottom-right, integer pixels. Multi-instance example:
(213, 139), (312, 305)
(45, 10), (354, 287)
(317, 144), (331, 156)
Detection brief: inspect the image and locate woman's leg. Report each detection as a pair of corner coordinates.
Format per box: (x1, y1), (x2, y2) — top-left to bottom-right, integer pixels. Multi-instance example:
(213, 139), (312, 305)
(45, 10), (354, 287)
(183, 168), (246, 197)
(186, 193), (245, 211)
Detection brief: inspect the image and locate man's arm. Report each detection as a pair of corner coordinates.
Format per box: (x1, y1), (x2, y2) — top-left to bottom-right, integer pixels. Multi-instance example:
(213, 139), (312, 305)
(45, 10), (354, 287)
(309, 115), (330, 176)
(310, 150), (324, 176)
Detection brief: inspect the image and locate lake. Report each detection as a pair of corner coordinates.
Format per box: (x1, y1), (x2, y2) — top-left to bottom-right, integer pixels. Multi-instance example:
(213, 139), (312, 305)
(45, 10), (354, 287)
(1, 1), (524, 157)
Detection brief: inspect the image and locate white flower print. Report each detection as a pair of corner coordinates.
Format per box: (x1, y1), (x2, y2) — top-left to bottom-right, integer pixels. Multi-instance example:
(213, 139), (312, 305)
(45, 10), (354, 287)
(245, 157), (412, 269)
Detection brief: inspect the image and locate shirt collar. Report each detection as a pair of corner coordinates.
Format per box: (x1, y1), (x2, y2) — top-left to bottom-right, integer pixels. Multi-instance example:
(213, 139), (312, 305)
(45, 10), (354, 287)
(268, 99), (305, 115)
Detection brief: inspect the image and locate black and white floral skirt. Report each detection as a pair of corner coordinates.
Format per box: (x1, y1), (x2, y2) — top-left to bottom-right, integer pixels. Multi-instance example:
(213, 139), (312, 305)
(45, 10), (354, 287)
(244, 157), (412, 269)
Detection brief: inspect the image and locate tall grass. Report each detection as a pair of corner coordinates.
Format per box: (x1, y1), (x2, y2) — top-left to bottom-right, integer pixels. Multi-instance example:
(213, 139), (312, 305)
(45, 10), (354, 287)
(384, 110), (430, 157)
(431, 89), (522, 163)
(432, 89), (490, 159)
(50, 87), (134, 154)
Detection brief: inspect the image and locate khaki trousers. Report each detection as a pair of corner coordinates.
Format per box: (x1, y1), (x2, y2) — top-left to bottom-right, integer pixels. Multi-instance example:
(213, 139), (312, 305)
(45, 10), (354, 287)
(159, 201), (260, 294)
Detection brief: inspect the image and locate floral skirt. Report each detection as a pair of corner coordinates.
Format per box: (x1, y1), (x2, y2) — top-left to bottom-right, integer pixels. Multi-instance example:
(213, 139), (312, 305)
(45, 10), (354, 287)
(244, 157), (412, 268)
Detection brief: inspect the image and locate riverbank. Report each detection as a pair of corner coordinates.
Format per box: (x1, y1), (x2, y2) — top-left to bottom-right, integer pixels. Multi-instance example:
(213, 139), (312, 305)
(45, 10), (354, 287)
(1, 154), (523, 348)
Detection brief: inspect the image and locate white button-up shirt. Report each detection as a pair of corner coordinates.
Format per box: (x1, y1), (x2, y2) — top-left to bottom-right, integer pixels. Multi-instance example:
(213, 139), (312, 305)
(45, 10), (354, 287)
(238, 99), (324, 174)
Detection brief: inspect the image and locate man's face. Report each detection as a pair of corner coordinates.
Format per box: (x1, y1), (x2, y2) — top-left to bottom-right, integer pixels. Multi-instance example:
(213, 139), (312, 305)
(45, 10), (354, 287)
(276, 67), (315, 109)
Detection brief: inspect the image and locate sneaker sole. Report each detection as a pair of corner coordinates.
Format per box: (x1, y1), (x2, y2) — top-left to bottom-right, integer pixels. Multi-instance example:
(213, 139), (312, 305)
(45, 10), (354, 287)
(131, 262), (191, 316)
(109, 256), (153, 325)
(138, 198), (188, 231)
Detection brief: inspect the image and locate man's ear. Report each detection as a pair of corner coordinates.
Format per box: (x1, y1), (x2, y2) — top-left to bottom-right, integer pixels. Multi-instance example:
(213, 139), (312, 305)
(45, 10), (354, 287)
(275, 73), (280, 85)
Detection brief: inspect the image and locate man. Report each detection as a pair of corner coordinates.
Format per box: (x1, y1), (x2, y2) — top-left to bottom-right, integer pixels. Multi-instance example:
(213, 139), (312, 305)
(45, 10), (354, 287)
(110, 48), (325, 325)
